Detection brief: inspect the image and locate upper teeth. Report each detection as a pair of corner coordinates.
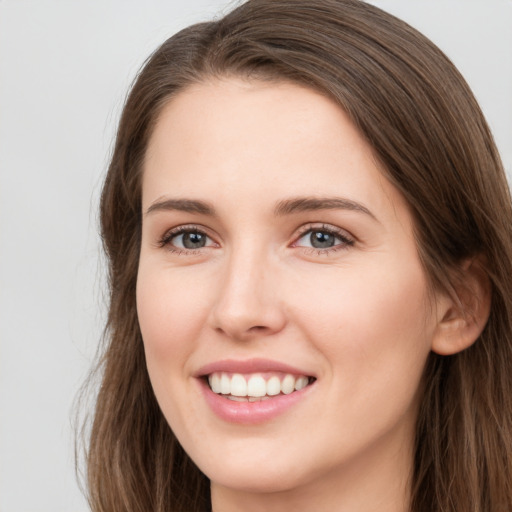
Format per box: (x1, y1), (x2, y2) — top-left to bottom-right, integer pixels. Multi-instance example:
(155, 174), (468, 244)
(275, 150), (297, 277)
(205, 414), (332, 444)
(208, 372), (310, 397)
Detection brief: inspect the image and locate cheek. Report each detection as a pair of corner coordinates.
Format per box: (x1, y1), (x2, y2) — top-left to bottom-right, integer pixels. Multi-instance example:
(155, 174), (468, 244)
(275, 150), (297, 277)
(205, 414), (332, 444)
(288, 257), (433, 394)
(136, 264), (210, 367)
(136, 267), (215, 449)
(295, 259), (429, 332)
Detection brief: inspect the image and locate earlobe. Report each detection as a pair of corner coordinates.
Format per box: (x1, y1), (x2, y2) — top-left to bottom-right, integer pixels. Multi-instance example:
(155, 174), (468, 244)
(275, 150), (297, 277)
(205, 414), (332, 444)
(431, 257), (491, 356)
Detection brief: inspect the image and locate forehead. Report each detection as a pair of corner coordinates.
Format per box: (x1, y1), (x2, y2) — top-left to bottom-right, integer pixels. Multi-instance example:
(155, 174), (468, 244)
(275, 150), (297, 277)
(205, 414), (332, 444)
(146, 78), (368, 161)
(142, 78), (409, 226)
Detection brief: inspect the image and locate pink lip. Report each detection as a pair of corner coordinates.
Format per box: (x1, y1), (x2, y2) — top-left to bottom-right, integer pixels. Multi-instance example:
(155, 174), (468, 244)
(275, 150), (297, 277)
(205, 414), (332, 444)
(195, 358), (314, 377)
(195, 358), (316, 425)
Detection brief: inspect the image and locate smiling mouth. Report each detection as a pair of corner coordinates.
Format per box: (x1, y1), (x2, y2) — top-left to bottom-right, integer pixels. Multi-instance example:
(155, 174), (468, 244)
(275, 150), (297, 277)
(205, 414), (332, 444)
(206, 372), (316, 402)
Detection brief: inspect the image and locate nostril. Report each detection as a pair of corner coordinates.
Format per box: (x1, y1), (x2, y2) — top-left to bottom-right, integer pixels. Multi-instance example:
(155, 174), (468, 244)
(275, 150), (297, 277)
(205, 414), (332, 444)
(250, 325), (267, 331)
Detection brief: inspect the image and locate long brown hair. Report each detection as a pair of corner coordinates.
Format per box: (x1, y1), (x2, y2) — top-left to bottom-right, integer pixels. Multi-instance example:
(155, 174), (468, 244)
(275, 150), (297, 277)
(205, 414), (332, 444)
(82, 1), (512, 510)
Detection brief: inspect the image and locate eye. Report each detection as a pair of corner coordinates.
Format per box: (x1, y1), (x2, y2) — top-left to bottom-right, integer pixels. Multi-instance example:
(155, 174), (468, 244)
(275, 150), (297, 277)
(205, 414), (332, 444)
(159, 226), (217, 252)
(174, 231), (210, 249)
(293, 225), (354, 251)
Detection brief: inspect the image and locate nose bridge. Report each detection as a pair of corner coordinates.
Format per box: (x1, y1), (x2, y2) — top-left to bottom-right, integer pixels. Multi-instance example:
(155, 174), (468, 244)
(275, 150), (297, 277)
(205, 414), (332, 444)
(211, 240), (285, 339)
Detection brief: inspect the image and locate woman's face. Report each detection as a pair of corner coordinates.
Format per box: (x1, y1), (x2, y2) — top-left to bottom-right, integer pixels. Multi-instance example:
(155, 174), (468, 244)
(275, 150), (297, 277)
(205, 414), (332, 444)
(137, 78), (442, 498)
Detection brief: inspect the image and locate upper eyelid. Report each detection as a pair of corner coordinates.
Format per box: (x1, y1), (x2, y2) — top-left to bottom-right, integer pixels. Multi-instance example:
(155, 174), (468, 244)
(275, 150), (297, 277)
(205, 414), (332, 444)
(293, 222), (354, 239)
(162, 223), (215, 237)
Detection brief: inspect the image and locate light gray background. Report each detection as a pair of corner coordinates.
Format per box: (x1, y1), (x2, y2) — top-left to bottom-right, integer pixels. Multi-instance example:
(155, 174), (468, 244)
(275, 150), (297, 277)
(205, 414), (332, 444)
(1, 1), (511, 511)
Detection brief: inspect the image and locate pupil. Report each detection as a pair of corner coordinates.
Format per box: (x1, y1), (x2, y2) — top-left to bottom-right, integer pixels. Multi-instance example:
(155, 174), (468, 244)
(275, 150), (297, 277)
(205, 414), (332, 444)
(183, 232), (206, 249)
(310, 231), (335, 249)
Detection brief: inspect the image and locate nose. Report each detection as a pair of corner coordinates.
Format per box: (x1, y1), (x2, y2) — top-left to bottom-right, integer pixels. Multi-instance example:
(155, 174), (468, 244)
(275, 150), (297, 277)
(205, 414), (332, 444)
(209, 249), (287, 341)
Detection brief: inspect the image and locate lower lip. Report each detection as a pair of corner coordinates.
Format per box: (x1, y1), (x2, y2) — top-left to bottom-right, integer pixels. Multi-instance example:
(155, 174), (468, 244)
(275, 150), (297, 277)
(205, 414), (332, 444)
(198, 379), (314, 425)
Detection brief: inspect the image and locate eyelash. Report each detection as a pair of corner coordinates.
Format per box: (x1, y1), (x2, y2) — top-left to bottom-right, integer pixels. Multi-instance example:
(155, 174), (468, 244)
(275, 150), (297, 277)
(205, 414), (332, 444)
(157, 223), (355, 255)
(157, 225), (216, 254)
(292, 223), (355, 254)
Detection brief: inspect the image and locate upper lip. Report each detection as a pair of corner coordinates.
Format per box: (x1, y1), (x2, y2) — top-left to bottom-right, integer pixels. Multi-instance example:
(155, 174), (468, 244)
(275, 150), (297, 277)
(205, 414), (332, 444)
(195, 358), (315, 378)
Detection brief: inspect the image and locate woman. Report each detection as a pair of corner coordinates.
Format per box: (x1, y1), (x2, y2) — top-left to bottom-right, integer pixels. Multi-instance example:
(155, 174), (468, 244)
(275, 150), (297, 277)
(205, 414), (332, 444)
(84, 0), (512, 510)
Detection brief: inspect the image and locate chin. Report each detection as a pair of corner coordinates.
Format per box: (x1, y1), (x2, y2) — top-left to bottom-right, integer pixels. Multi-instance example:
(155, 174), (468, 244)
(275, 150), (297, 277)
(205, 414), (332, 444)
(195, 441), (331, 496)
(206, 464), (306, 494)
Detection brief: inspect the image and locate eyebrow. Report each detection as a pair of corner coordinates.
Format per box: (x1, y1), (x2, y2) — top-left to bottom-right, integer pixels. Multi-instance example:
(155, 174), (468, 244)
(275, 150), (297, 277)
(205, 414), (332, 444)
(145, 198), (216, 216)
(145, 195), (377, 221)
(274, 196), (377, 221)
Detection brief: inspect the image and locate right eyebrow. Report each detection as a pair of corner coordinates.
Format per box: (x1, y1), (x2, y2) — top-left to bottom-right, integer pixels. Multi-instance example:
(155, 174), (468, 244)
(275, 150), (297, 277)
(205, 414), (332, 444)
(145, 198), (216, 217)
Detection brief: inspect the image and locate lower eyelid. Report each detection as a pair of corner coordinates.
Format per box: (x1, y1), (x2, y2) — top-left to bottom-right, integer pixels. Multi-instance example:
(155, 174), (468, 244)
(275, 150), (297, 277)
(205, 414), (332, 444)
(298, 245), (350, 256)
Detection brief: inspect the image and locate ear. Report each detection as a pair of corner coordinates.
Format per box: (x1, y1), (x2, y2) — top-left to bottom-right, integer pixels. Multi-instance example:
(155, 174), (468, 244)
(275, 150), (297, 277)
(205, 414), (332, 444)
(431, 257), (491, 356)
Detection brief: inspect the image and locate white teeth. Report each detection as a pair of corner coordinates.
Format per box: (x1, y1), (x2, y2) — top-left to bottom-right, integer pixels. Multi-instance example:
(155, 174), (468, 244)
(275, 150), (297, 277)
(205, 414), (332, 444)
(207, 372), (311, 398)
(281, 374), (295, 395)
(227, 396), (272, 402)
(247, 375), (267, 397)
(220, 373), (231, 395)
(266, 376), (281, 396)
(295, 376), (309, 391)
(210, 373), (221, 393)
(231, 374), (247, 396)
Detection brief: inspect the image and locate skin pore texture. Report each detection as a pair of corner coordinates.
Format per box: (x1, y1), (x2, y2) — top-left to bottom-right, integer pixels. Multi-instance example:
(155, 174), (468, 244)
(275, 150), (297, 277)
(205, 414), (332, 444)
(136, 78), (457, 512)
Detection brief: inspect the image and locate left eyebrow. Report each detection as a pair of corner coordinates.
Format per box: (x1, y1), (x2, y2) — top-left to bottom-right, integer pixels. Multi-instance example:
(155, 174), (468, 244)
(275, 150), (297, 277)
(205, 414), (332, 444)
(274, 196), (378, 222)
